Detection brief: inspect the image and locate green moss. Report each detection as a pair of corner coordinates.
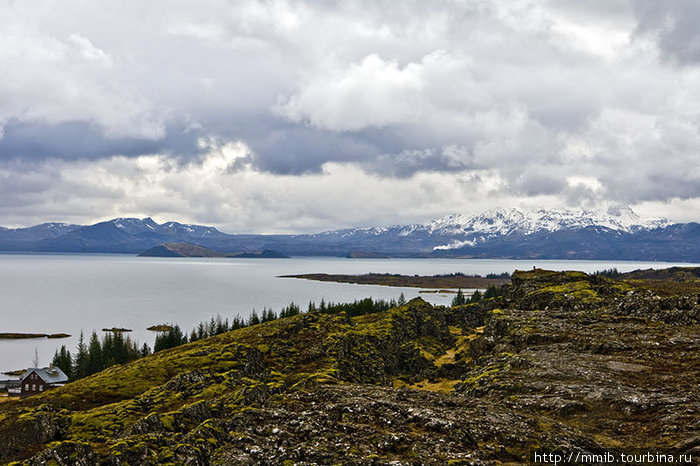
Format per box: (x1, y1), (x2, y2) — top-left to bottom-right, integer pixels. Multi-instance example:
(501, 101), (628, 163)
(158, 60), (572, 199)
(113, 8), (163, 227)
(533, 280), (600, 302)
(463, 366), (501, 385)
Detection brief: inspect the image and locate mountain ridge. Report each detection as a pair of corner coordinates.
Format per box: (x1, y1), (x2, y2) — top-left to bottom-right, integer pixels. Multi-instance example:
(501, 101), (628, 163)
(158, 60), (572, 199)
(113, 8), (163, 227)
(0, 206), (697, 261)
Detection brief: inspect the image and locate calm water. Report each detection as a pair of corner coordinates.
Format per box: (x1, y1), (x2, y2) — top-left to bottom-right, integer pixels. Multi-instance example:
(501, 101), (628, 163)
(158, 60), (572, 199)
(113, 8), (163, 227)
(1, 254), (697, 373)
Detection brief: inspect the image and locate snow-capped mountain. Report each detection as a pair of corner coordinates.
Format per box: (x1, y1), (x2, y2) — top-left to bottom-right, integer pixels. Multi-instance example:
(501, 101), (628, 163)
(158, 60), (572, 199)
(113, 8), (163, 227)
(425, 205), (668, 237)
(274, 205), (694, 260)
(420, 205), (669, 250)
(0, 207), (697, 260)
(309, 205), (672, 251)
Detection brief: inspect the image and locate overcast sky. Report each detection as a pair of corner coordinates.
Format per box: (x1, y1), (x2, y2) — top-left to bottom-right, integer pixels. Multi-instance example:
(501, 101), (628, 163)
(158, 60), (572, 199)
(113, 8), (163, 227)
(1, 0), (699, 232)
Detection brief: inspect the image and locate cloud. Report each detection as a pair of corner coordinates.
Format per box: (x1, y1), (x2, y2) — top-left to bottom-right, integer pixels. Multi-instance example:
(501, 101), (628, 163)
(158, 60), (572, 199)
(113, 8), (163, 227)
(0, 144), (521, 231)
(633, 0), (700, 65)
(0, 0), (698, 229)
(0, 22), (164, 140)
(275, 53), (428, 132)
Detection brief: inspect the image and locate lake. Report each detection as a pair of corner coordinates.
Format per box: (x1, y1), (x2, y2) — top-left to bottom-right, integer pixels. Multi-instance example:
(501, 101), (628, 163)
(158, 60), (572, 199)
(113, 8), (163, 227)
(1, 254), (697, 373)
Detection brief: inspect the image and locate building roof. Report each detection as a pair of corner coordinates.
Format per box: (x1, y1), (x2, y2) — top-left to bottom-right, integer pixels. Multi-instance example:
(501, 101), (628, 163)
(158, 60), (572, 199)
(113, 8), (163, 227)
(21, 367), (68, 385)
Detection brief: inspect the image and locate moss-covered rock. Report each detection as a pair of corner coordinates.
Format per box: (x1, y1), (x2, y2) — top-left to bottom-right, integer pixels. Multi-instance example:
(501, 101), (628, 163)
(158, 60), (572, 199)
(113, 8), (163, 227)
(0, 270), (698, 464)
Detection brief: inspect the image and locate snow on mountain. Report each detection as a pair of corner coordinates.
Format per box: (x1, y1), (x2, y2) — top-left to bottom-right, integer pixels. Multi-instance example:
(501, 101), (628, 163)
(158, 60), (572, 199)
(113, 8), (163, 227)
(161, 221), (223, 237)
(429, 205), (669, 250)
(428, 205), (668, 236)
(101, 218), (225, 238)
(308, 205), (670, 250)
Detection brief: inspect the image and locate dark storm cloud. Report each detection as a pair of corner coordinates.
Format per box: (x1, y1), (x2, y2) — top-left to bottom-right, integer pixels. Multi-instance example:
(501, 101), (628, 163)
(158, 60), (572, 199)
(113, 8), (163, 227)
(250, 127), (379, 174)
(633, 0), (700, 65)
(0, 120), (203, 161)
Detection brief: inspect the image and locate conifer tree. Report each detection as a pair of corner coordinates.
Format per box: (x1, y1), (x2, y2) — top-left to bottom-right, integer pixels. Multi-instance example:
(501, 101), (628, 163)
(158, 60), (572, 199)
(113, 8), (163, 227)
(74, 331), (89, 379)
(470, 289), (483, 303)
(87, 331), (103, 375)
(398, 292), (406, 306)
(154, 325), (187, 352)
(52, 346), (73, 379)
(451, 289), (466, 306)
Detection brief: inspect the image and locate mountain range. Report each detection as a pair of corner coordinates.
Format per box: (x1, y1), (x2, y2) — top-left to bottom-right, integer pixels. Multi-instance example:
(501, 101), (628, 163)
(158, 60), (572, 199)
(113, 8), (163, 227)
(1, 205), (698, 261)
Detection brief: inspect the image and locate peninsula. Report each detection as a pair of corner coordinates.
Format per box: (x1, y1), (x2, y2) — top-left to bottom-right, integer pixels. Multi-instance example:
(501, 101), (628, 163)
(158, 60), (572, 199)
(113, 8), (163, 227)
(279, 272), (510, 289)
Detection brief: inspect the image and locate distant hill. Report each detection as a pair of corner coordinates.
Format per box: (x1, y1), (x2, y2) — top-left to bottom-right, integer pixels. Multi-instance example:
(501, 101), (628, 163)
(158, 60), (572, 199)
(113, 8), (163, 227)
(139, 242), (289, 258)
(345, 250), (390, 258)
(621, 266), (700, 281)
(139, 243), (226, 257)
(1, 206), (698, 261)
(230, 249), (289, 258)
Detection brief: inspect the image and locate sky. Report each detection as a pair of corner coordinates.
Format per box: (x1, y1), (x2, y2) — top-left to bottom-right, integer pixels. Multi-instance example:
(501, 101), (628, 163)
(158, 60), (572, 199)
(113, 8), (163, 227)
(1, 0), (699, 233)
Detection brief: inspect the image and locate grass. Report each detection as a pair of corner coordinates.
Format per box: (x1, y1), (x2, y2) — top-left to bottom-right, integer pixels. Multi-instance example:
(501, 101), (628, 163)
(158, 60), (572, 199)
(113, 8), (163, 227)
(624, 279), (700, 296)
(532, 280), (600, 303)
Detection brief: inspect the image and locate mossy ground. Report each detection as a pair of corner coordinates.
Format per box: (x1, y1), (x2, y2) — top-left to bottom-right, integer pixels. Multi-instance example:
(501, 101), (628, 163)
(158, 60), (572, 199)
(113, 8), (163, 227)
(1, 270), (699, 464)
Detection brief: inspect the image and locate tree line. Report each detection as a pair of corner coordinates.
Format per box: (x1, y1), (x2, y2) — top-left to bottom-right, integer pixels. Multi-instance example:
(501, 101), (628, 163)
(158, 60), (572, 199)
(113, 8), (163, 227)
(53, 287), (504, 381)
(593, 268), (621, 278)
(451, 285), (505, 306)
(154, 294), (410, 352)
(52, 331), (150, 381)
(52, 294), (411, 379)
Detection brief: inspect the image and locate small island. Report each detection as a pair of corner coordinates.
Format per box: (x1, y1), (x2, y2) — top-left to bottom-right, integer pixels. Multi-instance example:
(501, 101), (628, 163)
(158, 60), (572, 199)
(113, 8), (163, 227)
(0, 333), (70, 340)
(345, 250), (390, 258)
(101, 328), (132, 333)
(147, 324), (175, 332)
(279, 272), (510, 289)
(139, 242), (289, 258)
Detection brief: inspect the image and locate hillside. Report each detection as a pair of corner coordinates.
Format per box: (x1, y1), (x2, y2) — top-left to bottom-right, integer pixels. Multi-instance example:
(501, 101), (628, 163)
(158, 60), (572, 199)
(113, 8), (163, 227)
(1, 269), (698, 463)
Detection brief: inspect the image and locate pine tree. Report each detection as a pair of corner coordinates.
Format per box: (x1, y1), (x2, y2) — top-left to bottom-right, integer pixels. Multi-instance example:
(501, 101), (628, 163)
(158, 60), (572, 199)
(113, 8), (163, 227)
(215, 314), (226, 334)
(398, 292), (406, 306)
(470, 289), (483, 303)
(74, 331), (89, 379)
(230, 315), (243, 330)
(52, 346), (73, 379)
(154, 325), (187, 352)
(87, 331), (103, 375)
(451, 289), (466, 306)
